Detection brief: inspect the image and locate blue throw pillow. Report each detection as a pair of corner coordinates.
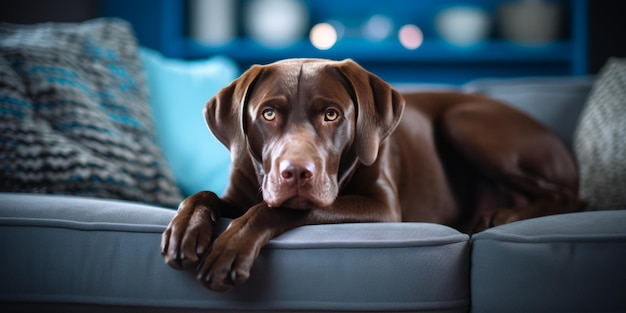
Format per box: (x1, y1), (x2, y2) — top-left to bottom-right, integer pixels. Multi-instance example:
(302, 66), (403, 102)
(139, 48), (239, 197)
(0, 19), (183, 208)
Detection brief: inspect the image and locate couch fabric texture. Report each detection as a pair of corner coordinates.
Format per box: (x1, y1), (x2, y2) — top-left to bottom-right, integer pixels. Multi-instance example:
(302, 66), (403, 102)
(1, 19), (625, 313)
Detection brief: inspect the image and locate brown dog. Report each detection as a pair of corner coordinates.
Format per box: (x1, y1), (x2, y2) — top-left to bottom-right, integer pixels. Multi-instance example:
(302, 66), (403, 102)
(161, 59), (580, 291)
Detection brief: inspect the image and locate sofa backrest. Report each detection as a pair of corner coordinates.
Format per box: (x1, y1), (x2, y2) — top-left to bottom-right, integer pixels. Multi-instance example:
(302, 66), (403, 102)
(464, 76), (594, 148)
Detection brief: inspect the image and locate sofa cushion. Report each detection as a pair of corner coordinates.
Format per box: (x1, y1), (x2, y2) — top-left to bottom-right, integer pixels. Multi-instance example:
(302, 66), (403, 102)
(139, 48), (239, 197)
(0, 19), (182, 208)
(574, 57), (626, 210)
(464, 76), (594, 147)
(0, 193), (470, 312)
(471, 210), (626, 313)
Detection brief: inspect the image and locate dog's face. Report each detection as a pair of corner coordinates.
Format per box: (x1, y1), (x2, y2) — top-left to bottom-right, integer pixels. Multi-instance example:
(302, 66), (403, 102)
(205, 59), (404, 209)
(245, 61), (357, 209)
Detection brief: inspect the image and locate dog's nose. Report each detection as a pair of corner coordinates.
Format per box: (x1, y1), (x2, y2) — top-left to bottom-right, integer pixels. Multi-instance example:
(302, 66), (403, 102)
(279, 159), (314, 183)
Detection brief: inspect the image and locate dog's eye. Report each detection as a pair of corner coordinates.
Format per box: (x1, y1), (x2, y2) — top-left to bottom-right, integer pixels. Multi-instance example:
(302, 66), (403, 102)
(324, 109), (339, 122)
(262, 109), (276, 121)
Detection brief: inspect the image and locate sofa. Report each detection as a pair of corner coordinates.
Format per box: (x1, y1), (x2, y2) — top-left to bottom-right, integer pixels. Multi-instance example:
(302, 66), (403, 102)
(1, 19), (625, 313)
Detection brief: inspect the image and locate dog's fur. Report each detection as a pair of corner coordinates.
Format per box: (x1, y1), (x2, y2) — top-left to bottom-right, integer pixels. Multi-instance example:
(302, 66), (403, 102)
(161, 59), (580, 291)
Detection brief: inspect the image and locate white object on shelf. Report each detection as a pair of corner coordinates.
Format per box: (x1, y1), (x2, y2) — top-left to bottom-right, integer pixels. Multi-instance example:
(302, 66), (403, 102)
(310, 23), (338, 50)
(436, 6), (491, 47)
(245, 0), (309, 48)
(498, 0), (561, 45)
(362, 15), (394, 42)
(189, 0), (236, 46)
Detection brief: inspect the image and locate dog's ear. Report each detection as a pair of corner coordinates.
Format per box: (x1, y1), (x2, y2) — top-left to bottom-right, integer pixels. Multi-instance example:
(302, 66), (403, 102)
(204, 65), (263, 166)
(335, 59), (405, 165)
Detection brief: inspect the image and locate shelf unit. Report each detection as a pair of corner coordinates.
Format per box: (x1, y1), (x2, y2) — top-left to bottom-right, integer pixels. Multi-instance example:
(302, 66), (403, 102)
(101, 0), (588, 84)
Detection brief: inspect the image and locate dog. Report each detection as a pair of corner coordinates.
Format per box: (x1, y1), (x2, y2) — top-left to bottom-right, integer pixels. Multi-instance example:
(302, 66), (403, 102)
(161, 58), (580, 292)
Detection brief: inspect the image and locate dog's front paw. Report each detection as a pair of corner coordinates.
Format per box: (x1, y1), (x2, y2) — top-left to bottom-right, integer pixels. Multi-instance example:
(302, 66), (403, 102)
(161, 191), (220, 270)
(196, 205), (273, 292)
(195, 219), (260, 292)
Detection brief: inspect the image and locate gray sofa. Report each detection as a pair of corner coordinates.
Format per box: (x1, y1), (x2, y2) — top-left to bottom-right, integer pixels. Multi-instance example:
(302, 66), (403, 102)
(1, 19), (625, 313)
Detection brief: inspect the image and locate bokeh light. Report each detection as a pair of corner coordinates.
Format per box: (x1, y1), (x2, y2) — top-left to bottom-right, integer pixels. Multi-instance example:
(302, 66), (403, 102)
(310, 23), (338, 50)
(399, 24), (424, 50)
(363, 15), (394, 41)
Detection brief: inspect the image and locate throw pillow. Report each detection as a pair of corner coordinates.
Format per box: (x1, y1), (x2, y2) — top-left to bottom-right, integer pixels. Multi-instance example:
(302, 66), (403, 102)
(573, 57), (626, 210)
(139, 48), (239, 197)
(0, 18), (182, 208)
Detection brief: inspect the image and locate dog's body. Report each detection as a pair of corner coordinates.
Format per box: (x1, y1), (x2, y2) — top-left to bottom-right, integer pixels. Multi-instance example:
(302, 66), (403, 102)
(161, 59), (580, 291)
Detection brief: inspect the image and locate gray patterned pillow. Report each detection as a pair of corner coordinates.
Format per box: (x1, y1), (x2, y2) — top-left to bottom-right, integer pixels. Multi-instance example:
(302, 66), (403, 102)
(0, 18), (182, 208)
(573, 58), (626, 210)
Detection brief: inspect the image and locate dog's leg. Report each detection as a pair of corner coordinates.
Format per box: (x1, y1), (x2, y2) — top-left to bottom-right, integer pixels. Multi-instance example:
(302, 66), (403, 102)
(196, 193), (400, 291)
(470, 171), (580, 232)
(441, 101), (581, 233)
(161, 191), (225, 270)
(195, 203), (307, 291)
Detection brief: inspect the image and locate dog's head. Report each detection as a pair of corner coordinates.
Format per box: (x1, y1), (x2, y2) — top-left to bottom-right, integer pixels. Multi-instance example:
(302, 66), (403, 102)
(205, 59), (404, 209)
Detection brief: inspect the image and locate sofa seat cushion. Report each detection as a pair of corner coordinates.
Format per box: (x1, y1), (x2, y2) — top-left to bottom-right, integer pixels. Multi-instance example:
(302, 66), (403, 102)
(0, 193), (470, 312)
(471, 210), (626, 313)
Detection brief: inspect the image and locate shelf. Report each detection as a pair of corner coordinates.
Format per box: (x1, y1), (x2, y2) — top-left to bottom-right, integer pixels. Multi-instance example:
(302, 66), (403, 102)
(185, 38), (573, 64)
(101, 0), (588, 83)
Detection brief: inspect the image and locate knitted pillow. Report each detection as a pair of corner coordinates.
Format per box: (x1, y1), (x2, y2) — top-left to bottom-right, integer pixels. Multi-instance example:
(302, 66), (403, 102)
(0, 18), (182, 208)
(573, 58), (626, 210)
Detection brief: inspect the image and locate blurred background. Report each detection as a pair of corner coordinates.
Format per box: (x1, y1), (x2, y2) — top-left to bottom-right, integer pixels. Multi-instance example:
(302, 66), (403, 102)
(1, 0), (624, 84)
